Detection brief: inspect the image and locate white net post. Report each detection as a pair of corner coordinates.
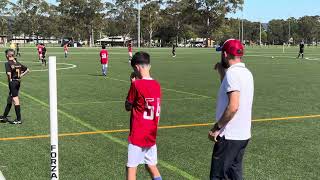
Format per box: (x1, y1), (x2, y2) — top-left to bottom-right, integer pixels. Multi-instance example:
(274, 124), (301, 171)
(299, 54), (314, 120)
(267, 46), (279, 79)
(49, 56), (59, 179)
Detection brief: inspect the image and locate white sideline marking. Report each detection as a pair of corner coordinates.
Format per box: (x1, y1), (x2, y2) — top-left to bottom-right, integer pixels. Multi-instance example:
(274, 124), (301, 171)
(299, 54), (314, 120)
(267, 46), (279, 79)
(106, 76), (212, 98)
(60, 97), (211, 105)
(245, 54), (320, 61)
(0, 61), (77, 73)
(0, 171), (5, 180)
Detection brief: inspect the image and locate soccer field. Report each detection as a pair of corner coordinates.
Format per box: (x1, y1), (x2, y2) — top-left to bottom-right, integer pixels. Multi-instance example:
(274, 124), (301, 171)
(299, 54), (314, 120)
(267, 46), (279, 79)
(0, 46), (319, 180)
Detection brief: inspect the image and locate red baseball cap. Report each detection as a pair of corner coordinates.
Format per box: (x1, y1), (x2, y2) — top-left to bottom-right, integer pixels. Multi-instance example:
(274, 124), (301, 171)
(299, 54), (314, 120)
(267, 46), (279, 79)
(216, 39), (244, 57)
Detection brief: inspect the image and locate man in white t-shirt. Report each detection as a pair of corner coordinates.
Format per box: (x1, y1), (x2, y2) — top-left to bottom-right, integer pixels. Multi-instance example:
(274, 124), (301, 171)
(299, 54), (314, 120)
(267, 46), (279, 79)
(208, 39), (254, 180)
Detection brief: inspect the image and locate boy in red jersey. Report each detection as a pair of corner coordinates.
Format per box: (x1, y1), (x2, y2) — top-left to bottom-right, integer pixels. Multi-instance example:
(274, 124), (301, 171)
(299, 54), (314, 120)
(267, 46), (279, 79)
(64, 43), (69, 58)
(128, 40), (133, 63)
(37, 44), (43, 61)
(125, 52), (162, 180)
(99, 45), (109, 76)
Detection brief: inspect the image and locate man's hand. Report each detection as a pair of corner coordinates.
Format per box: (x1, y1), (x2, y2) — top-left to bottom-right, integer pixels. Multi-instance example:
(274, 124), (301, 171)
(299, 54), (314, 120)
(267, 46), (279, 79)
(208, 129), (220, 142)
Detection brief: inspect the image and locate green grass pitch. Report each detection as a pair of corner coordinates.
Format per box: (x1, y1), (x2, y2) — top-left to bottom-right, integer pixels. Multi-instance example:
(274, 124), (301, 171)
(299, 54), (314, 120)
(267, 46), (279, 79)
(0, 46), (319, 179)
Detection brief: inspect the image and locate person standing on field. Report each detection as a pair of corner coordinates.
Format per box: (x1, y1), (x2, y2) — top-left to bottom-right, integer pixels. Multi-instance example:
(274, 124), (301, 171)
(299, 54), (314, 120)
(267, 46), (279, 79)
(16, 43), (21, 57)
(99, 45), (109, 76)
(0, 49), (30, 124)
(208, 39), (254, 180)
(125, 52), (162, 180)
(128, 40), (133, 63)
(64, 43), (69, 58)
(297, 41), (305, 59)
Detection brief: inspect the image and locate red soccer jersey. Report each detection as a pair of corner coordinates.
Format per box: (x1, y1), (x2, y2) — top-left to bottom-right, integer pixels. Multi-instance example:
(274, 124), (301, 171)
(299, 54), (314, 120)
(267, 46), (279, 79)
(100, 49), (108, 64)
(128, 44), (132, 52)
(64, 45), (68, 51)
(38, 45), (43, 53)
(126, 78), (161, 147)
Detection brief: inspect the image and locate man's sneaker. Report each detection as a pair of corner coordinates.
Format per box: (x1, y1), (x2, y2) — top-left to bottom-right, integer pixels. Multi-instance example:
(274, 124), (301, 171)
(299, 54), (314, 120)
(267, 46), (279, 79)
(0, 116), (8, 123)
(9, 120), (22, 125)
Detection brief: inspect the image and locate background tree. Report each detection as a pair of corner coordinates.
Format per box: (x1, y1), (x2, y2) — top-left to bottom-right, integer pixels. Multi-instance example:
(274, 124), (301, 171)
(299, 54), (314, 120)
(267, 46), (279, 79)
(0, 0), (9, 36)
(141, 1), (161, 47)
(297, 16), (318, 44)
(12, 0), (51, 43)
(57, 0), (105, 44)
(113, 0), (137, 46)
(267, 19), (286, 44)
(196, 0), (243, 47)
(1, 0), (319, 47)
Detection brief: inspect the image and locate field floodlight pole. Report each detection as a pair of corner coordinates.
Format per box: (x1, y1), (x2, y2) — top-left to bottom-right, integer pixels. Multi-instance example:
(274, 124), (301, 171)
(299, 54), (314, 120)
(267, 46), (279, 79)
(288, 19), (291, 44)
(238, 18), (241, 40)
(241, 4), (244, 43)
(92, 28), (94, 47)
(49, 56), (59, 180)
(241, 18), (244, 43)
(138, 0), (141, 48)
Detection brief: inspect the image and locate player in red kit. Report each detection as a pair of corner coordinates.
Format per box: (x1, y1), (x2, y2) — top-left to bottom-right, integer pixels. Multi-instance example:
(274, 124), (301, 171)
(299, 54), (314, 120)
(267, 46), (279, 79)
(37, 44), (43, 61)
(64, 43), (69, 58)
(125, 52), (162, 180)
(128, 40), (133, 63)
(99, 45), (109, 76)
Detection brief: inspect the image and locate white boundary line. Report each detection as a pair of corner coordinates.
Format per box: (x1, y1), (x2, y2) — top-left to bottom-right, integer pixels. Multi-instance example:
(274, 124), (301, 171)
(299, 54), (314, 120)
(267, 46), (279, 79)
(60, 97), (211, 105)
(0, 61), (77, 73)
(245, 54), (320, 61)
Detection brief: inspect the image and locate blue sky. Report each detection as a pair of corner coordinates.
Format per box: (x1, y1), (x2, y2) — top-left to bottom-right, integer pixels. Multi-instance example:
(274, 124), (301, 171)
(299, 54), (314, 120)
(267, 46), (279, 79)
(227, 0), (320, 23)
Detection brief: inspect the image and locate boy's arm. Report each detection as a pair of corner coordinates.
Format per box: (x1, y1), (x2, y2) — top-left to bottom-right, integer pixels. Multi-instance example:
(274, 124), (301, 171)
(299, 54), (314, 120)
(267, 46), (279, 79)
(20, 68), (30, 78)
(5, 63), (12, 81)
(7, 72), (12, 81)
(125, 101), (133, 111)
(125, 82), (136, 111)
(20, 64), (30, 78)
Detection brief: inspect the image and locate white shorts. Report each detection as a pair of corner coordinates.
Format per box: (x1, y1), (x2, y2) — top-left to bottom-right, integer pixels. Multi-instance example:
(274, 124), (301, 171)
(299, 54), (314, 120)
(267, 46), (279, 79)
(129, 52), (132, 57)
(127, 144), (157, 168)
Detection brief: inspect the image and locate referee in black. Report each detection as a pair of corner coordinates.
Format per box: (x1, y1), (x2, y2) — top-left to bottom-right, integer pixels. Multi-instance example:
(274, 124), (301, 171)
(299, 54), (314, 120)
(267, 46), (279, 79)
(0, 49), (29, 124)
(297, 41), (305, 59)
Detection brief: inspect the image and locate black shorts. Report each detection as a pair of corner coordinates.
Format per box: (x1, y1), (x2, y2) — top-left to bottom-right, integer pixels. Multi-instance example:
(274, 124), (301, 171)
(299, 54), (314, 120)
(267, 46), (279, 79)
(210, 136), (249, 180)
(299, 50), (304, 53)
(9, 80), (21, 97)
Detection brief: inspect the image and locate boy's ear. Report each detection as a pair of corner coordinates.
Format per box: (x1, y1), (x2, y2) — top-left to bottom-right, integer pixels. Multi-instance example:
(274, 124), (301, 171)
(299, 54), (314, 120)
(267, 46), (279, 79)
(223, 51), (228, 58)
(134, 65), (139, 71)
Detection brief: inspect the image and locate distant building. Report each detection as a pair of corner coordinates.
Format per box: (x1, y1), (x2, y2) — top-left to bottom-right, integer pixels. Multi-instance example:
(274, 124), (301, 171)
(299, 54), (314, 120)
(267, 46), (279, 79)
(10, 35), (59, 44)
(97, 36), (131, 46)
(184, 38), (215, 48)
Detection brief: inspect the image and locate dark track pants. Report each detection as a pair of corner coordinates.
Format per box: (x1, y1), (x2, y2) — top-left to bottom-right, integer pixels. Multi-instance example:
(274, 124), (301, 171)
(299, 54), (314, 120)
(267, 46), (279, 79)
(210, 136), (249, 180)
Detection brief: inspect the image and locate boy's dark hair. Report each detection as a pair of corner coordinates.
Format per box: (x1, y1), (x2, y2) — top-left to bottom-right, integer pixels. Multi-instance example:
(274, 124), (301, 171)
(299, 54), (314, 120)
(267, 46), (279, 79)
(102, 45), (106, 49)
(131, 51), (150, 67)
(5, 49), (15, 57)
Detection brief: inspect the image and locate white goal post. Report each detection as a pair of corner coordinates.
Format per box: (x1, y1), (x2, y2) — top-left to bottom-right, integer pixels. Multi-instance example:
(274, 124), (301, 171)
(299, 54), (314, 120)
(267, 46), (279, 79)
(49, 56), (59, 179)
